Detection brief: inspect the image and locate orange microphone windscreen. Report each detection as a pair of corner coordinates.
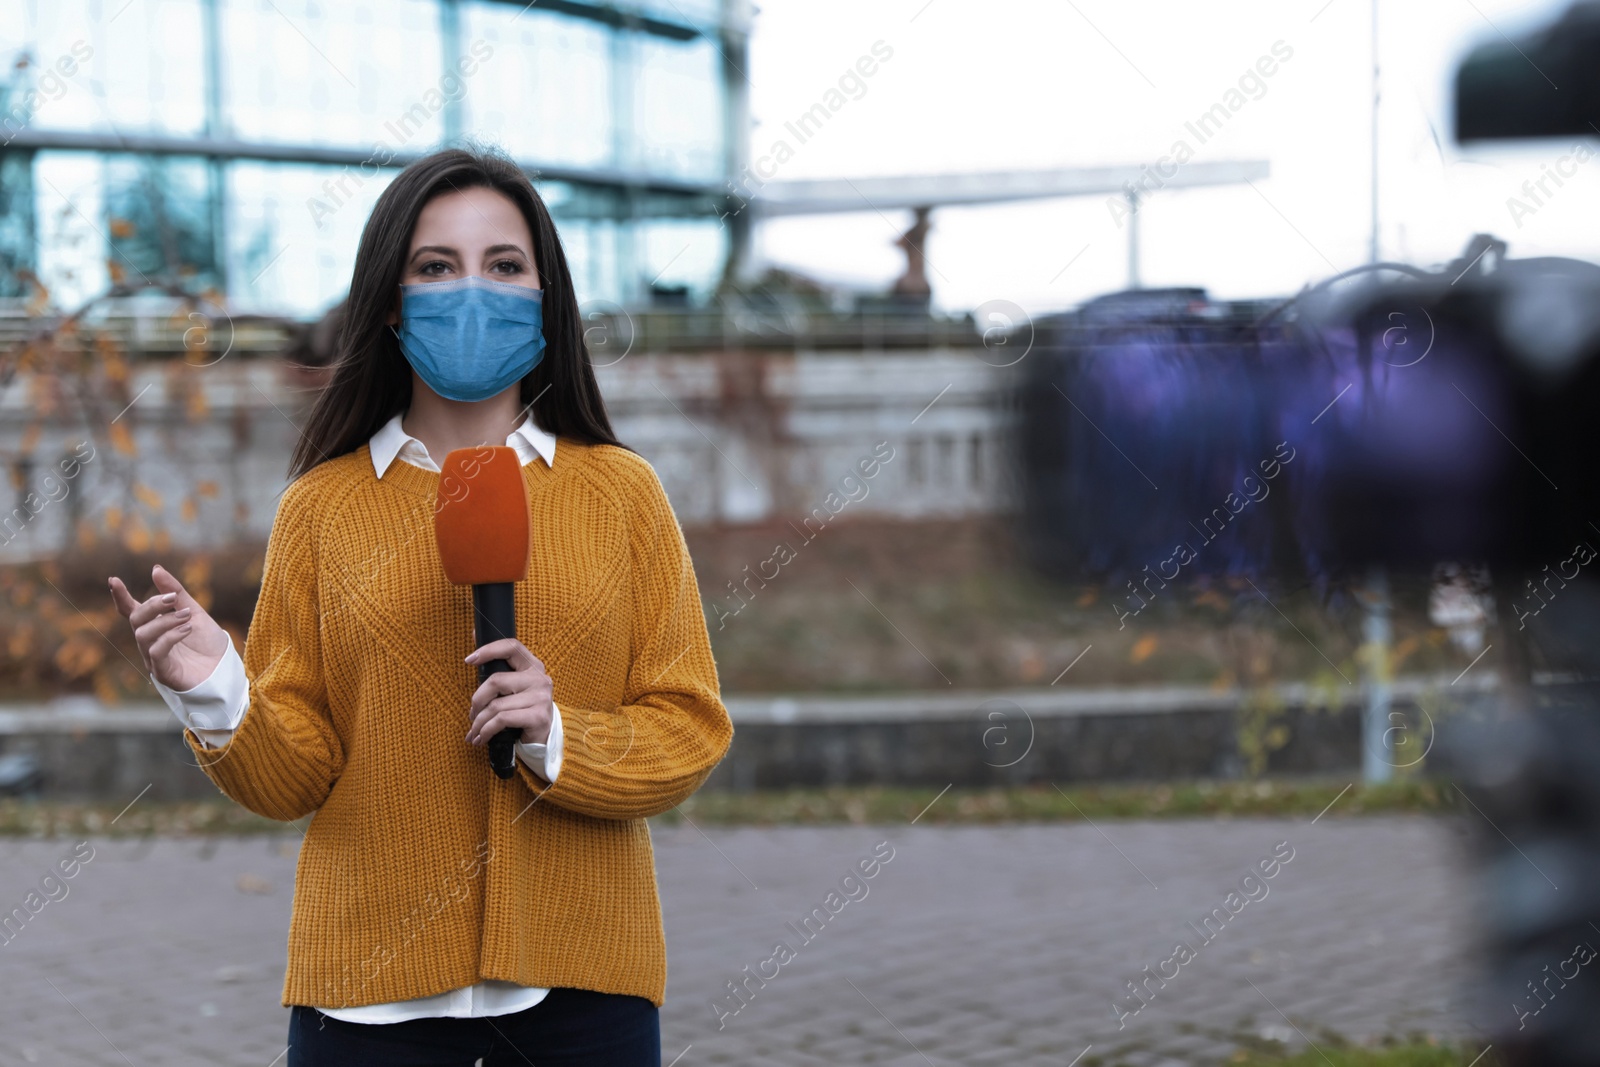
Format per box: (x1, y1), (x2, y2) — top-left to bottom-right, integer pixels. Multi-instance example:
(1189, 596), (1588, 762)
(434, 446), (531, 585)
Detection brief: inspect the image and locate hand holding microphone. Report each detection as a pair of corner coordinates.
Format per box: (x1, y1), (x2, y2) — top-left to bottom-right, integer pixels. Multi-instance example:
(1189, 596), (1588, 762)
(463, 638), (552, 750)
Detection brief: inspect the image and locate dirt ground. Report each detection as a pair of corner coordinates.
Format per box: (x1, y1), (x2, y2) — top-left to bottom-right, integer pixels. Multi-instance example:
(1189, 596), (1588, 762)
(5, 516), (1490, 701)
(684, 516), (1483, 694)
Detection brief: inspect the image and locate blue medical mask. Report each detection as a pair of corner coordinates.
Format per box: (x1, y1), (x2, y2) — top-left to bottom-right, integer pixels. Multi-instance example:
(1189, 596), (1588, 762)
(391, 274), (546, 402)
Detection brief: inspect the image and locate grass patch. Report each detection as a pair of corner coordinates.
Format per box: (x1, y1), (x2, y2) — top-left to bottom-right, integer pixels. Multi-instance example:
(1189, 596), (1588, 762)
(659, 778), (1454, 826)
(0, 797), (297, 838)
(0, 778), (1456, 837)
(1226, 1037), (1498, 1066)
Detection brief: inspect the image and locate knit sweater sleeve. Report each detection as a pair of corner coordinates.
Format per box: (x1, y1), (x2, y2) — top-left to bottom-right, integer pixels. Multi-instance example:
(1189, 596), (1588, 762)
(182, 475), (344, 821)
(520, 456), (732, 820)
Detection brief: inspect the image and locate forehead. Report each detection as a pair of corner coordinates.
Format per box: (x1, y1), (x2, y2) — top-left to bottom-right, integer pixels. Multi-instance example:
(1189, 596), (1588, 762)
(410, 187), (532, 252)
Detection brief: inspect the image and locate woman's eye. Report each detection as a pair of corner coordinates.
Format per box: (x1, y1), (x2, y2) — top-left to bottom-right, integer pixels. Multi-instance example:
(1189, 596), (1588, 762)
(420, 261), (450, 275)
(491, 259), (523, 274)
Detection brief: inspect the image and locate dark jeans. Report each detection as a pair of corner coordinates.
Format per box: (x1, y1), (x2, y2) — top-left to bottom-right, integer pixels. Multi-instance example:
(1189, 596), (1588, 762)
(287, 987), (660, 1067)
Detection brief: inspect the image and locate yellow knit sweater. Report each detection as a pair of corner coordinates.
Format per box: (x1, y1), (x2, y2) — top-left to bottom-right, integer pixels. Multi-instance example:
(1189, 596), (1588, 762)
(184, 441), (732, 1010)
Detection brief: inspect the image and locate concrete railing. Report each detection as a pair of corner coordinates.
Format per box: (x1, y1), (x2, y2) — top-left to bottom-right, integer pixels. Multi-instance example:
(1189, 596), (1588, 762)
(0, 673), (1496, 800)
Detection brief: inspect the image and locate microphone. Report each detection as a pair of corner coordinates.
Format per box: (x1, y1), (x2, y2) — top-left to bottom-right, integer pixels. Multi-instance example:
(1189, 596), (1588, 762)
(434, 445), (531, 780)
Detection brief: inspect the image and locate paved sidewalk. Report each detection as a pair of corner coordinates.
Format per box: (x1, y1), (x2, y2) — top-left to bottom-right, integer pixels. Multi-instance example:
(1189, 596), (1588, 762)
(0, 816), (1481, 1066)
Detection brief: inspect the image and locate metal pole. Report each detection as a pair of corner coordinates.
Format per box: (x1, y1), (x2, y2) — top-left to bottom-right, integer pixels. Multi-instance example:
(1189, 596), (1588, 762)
(1362, 566), (1394, 782)
(439, 0), (463, 145)
(1369, 0), (1380, 264)
(720, 1), (754, 287)
(201, 0), (228, 294)
(1126, 189), (1140, 289)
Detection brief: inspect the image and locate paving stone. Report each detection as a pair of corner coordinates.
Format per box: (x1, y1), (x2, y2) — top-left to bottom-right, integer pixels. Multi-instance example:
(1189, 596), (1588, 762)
(0, 817), (1475, 1066)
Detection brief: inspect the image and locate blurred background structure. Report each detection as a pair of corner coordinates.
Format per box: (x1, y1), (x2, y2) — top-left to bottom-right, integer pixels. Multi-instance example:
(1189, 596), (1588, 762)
(5, 1), (1600, 1065)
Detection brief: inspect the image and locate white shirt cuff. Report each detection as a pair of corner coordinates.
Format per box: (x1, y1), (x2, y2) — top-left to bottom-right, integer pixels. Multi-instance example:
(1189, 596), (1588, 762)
(151, 643), (248, 750)
(514, 702), (562, 783)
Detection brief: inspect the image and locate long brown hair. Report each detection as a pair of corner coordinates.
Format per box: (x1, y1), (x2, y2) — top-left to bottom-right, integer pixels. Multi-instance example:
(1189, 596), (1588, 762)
(289, 148), (624, 479)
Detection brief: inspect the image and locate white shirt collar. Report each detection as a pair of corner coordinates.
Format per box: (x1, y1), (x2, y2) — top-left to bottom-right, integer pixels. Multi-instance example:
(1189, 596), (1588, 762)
(369, 412), (557, 479)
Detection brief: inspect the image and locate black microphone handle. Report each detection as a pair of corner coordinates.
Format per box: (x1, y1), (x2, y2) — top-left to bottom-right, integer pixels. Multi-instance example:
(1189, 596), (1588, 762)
(472, 581), (523, 780)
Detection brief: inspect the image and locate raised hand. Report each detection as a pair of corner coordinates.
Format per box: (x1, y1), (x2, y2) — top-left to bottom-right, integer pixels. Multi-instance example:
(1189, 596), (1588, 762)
(109, 564), (231, 691)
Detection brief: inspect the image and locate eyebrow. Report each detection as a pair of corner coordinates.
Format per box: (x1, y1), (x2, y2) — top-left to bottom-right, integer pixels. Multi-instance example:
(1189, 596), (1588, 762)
(408, 243), (531, 265)
(409, 245), (457, 264)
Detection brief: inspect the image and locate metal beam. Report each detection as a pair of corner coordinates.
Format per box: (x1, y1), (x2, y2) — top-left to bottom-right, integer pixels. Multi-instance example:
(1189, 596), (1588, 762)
(478, 0), (709, 41)
(0, 128), (724, 202)
(750, 160), (1270, 216)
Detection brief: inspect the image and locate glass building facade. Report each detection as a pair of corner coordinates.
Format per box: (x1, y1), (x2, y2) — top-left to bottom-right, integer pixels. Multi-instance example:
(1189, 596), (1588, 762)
(0, 0), (744, 316)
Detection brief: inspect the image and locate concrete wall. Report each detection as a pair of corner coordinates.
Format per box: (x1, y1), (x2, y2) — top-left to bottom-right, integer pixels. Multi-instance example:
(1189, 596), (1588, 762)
(0, 347), (1019, 562)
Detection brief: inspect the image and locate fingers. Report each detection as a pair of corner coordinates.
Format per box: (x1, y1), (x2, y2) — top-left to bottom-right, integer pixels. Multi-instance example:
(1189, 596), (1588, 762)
(111, 585), (181, 633)
(466, 697), (519, 746)
(466, 638), (541, 673)
(470, 667), (551, 713)
(149, 564), (196, 609)
(108, 576), (140, 618)
(465, 694), (549, 747)
(134, 607), (192, 659)
(147, 619), (194, 663)
(109, 572), (182, 629)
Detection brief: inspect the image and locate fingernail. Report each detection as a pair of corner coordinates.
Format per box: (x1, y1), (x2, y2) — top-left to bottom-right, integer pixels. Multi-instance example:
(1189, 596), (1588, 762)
(162, 593), (177, 603)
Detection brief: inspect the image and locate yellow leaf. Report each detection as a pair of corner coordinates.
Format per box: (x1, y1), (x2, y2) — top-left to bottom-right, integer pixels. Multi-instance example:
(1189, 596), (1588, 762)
(109, 217), (136, 238)
(18, 422), (41, 456)
(196, 480), (219, 498)
(54, 634), (105, 678)
(93, 670), (121, 705)
(132, 483), (163, 511)
(1130, 634), (1159, 664)
(181, 497), (198, 523)
(109, 421), (136, 455)
(182, 557), (212, 588)
(122, 517), (152, 553)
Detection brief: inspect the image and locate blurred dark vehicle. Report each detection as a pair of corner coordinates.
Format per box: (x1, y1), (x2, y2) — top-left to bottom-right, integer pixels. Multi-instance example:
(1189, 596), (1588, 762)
(1019, 248), (1600, 586)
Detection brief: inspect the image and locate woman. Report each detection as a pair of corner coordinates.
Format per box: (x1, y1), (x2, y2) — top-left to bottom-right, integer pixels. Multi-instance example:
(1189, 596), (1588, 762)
(108, 148), (732, 1066)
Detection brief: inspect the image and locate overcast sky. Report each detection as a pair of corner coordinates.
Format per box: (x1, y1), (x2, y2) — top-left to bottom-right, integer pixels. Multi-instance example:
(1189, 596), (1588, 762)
(745, 0), (1596, 316)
